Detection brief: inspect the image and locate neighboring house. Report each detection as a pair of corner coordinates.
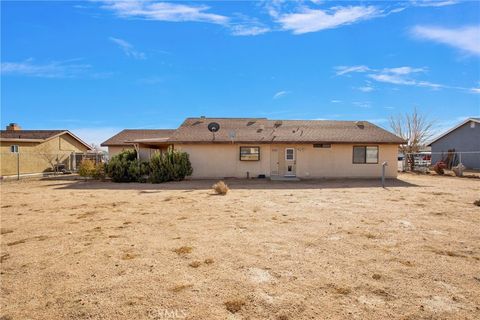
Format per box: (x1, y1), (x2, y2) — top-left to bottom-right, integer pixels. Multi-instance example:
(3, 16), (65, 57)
(428, 118), (480, 169)
(103, 117), (404, 179)
(0, 123), (92, 177)
(100, 129), (175, 159)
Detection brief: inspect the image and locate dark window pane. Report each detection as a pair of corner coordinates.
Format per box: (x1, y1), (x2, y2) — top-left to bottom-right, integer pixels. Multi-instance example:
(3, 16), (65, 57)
(353, 146), (366, 163)
(240, 147), (260, 161)
(286, 148), (294, 160)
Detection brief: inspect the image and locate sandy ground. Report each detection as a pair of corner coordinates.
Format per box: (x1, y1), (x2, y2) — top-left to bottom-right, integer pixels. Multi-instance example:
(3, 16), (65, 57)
(1, 173), (479, 320)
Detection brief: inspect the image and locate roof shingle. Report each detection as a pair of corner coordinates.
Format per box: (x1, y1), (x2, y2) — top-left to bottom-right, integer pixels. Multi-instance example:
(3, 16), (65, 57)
(168, 118), (404, 144)
(101, 129), (175, 146)
(0, 130), (66, 140)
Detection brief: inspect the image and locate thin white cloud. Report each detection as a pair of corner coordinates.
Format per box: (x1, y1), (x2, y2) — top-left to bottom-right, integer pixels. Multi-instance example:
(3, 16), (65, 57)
(353, 101), (372, 108)
(273, 90), (290, 99)
(277, 5), (381, 34)
(411, 0), (460, 7)
(471, 88), (480, 94)
(357, 86), (374, 92)
(230, 24), (270, 36)
(411, 25), (480, 56)
(368, 73), (443, 89)
(101, 1), (228, 25)
(335, 65), (449, 90)
(335, 65), (370, 76)
(109, 37), (146, 59)
(330, 99), (342, 103)
(1, 59), (91, 78)
(382, 66), (426, 75)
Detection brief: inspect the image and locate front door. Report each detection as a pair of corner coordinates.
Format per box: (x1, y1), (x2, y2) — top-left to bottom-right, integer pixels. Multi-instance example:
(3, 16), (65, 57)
(270, 148), (279, 176)
(285, 148), (296, 176)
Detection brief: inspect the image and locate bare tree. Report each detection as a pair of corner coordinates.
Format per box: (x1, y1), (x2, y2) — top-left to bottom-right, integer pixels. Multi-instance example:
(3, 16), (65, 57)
(390, 108), (435, 170)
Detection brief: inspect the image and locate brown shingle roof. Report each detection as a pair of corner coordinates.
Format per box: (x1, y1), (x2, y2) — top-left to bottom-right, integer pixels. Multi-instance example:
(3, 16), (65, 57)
(0, 130), (92, 150)
(101, 129), (175, 146)
(0, 130), (66, 140)
(168, 118), (404, 144)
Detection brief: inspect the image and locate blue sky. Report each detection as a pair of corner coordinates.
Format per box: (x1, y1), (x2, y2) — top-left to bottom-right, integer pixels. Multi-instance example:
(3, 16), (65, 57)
(1, 0), (479, 146)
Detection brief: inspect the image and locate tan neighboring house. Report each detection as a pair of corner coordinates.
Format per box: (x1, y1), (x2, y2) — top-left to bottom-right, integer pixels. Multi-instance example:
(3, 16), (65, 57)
(0, 123), (92, 178)
(103, 117), (404, 179)
(100, 129), (175, 159)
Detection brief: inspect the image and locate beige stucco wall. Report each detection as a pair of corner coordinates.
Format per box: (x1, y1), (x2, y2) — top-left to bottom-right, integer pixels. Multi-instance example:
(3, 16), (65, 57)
(175, 144), (271, 179)
(107, 146), (135, 157)
(294, 144), (398, 178)
(1, 134), (90, 176)
(174, 143), (398, 179)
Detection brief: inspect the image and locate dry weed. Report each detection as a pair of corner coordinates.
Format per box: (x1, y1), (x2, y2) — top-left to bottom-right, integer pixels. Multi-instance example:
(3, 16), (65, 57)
(189, 261), (201, 268)
(225, 299), (246, 313)
(173, 246), (192, 255)
(335, 287), (351, 295)
(170, 284), (193, 292)
(212, 181), (229, 195)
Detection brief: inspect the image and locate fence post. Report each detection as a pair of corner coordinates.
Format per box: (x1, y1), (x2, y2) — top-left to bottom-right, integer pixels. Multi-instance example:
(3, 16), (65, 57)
(382, 161), (388, 188)
(17, 152), (20, 180)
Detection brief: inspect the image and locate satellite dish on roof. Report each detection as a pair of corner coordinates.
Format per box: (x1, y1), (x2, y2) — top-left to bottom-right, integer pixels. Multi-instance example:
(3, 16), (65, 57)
(208, 122), (220, 133)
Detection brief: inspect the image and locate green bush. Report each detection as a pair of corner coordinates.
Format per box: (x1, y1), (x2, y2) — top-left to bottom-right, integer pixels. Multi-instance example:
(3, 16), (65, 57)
(149, 148), (193, 183)
(106, 150), (146, 182)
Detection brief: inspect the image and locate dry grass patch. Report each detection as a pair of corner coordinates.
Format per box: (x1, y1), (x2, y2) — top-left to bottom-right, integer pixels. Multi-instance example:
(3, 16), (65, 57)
(364, 232), (378, 239)
(1, 228), (13, 235)
(334, 287), (351, 295)
(121, 253), (139, 260)
(204, 258), (214, 264)
(170, 284), (193, 293)
(224, 299), (246, 313)
(474, 199), (480, 206)
(173, 246), (193, 255)
(212, 181), (229, 195)
(1, 253), (10, 263)
(431, 248), (466, 258)
(7, 239), (26, 246)
(189, 260), (201, 268)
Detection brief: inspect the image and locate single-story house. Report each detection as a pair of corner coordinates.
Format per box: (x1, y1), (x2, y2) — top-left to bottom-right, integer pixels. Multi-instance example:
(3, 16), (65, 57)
(0, 123), (92, 178)
(428, 118), (480, 169)
(100, 129), (175, 159)
(103, 117), (404, 179)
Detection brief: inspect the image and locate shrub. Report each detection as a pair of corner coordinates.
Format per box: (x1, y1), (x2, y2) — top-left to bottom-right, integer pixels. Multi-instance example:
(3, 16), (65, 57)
(474, 200), (480, 207)
(78, 159), (95, 179)
(433, 161), (446, 175)
(92, 162), (106, 180)
(212, 180), (229, 195)
(105, 150), (144, 182)
(149, 148), (193, 183)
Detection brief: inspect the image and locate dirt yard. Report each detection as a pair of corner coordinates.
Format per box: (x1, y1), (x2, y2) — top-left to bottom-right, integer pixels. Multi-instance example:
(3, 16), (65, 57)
(1, 174), (479, 319)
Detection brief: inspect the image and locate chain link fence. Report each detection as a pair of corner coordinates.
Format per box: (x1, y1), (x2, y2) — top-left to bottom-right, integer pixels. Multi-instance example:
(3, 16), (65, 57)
(1, 152), (105, 180)
(400, 151), (480, 173)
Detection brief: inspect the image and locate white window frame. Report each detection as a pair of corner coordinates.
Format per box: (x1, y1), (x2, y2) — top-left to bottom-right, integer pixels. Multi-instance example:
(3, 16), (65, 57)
(285, 148), (295, 161)
(10, 145), (19, 153)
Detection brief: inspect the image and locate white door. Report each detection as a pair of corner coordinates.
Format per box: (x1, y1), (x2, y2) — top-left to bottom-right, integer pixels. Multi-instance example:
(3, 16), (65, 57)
(271, 148), (279, 175)
(285, 148), (296, 176)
